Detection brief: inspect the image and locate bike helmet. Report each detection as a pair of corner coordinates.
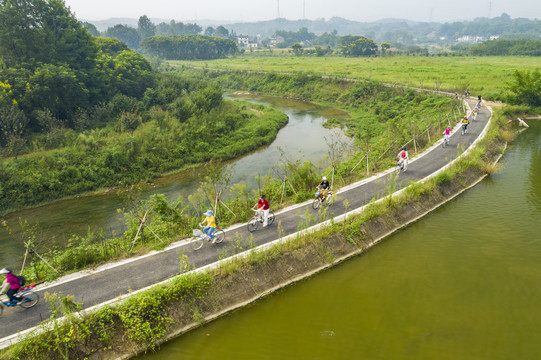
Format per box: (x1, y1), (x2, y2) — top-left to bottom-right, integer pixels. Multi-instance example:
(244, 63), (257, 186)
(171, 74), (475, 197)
(322, 176), (327, 180)
(0, 268), (11, 274)
(204, 210), (214, 216)
(402, 147), (406, 150)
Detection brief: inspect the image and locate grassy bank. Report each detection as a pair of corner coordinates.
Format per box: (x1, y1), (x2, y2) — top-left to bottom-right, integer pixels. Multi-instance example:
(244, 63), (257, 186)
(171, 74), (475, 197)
(0, 100), (288, 215)
(171, 55), (541, 101)
(0, 105), (514, 360)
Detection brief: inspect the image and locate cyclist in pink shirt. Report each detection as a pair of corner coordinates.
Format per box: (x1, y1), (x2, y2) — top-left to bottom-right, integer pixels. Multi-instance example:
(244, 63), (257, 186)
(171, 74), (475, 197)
(443, 126), (451, 145)
(0, 268), (22, 304)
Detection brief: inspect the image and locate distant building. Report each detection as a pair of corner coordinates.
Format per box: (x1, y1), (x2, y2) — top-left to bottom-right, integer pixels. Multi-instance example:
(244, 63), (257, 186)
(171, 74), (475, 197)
(237, 35), (258, 48)
(457, 35), (485, 43)
(269, 35), (285, 47)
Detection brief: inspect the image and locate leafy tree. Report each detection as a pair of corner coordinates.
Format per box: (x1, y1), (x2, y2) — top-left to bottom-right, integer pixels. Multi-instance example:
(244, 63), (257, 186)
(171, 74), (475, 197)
(215, 25), (229, 38)
(381, 42), (391, 54)
(0, 0), (100, 69)
(0, 105), (28, 146)
(83, 22), (100, 36)
(204, 26), (215, 36)
(95, 37), (129, 56)
(341, 36), (378, 56)
(507, 69), (541, 107)
(138, 15), (156, 39)
(314, 46), (326, 57)
(291, 43), (303, 56)
(105, 24), (141, 49)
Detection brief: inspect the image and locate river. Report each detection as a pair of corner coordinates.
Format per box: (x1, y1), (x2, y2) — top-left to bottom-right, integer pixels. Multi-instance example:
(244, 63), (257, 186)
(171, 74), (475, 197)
(0, 95), (348, 270)
(140, 121), (541, 360)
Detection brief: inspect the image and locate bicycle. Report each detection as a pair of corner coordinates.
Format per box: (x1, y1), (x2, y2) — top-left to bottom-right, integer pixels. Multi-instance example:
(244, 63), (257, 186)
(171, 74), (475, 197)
(247, 209), (275, 232)
(191, 225), (225, 251)
(395, 159), (407, 174)
(461, 123), (468, 135)
(312, 189), (333, 209)
(442, 134), (450, 148)
(0, 284), (39, 317)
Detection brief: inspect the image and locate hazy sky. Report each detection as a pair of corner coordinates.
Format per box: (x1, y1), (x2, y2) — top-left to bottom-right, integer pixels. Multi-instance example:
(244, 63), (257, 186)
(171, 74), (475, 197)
(64, 0), (540, 23)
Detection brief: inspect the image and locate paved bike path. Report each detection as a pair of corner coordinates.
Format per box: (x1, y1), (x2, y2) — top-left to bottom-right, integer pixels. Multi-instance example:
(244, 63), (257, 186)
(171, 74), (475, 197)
(0, 100), (490, 343)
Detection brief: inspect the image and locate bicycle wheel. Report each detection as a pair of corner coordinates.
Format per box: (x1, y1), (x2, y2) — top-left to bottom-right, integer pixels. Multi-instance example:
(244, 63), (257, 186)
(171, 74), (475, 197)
(442, 139), (446, 148)
(19, 291), (39, 309)
(325, 192), (334, 206)
(213, 229), (225, 244)
(267, 210), (275, 226)
(247, 217), (258, 232)
(191, 236), (204, 251)
(312, 198), (321, 209)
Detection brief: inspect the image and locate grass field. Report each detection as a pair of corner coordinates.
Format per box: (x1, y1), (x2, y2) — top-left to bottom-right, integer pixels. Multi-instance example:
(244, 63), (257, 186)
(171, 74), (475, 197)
(171, 55), (541, 101)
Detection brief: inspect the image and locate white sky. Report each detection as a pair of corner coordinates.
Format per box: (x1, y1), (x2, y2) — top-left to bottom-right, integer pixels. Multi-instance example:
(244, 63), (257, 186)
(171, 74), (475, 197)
(64, 0), (541, 23)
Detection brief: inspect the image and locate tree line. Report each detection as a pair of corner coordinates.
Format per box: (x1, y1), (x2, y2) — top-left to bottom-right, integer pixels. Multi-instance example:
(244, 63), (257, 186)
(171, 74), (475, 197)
(141, 35), (237, 60)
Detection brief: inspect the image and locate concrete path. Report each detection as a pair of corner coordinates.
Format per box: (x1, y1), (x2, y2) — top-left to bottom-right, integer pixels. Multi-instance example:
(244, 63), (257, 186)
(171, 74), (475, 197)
(0, 99), (491, 345)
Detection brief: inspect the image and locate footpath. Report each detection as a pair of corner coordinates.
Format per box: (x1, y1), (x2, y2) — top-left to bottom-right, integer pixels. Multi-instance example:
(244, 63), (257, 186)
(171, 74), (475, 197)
(0, 99), (491, 348)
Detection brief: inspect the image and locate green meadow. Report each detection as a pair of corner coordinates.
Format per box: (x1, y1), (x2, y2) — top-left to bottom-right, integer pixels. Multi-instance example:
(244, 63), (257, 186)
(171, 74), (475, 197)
(171, 55), (541, 100)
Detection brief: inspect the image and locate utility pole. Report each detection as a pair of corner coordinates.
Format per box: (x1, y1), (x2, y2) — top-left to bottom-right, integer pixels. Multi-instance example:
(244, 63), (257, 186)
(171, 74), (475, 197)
(303, 0), (306, 19)
(488, 1), (493, 18)
(277, 0), (280, 19)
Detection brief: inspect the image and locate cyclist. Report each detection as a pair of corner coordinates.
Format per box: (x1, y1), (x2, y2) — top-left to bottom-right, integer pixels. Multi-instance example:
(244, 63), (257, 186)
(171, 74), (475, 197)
(461, 116), (470, 134)
(200, 210), (217, 242)
(316, 176), (330, 201)
(397, 147), (409, 172)
(252, 195), (270, 227)
(476, 100), (482, 112)
(0, 268), (21, 304)
(465, 89), (470, 97)
(443, 126), (451, 145)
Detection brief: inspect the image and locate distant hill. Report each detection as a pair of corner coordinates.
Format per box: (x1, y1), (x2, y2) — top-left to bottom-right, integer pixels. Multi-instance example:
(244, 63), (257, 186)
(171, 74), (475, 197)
(85, 14), (541, 44)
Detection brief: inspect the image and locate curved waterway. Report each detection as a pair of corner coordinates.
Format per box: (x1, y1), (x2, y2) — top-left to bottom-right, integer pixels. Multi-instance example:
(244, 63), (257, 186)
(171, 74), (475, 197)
(0, 95), (348, 269)
(141, 122), (541, 360)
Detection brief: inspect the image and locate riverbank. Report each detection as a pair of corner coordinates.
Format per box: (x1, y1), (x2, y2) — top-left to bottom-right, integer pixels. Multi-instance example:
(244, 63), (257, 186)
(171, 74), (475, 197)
(0, 103), (511, 360)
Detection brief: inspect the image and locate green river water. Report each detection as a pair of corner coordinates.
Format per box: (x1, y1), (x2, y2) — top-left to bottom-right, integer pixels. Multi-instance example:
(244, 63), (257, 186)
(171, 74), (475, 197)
(141, 122), (541, 359)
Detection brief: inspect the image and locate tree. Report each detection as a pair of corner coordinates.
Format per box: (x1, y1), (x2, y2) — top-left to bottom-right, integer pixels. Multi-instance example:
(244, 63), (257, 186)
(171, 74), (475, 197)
(315, 46), (326, 57)
(138, 15), (155, 39)
(215, 25), (229, 38)
(83, 22), (100, 36)
(105, 24), (141, 50)
(507, 70), (541, 107)
(381, 42), (391, 54)
(341, 36), (378, 57)
(95, 37), (129, 56)
(204, 26), (215, 36)
(291, 42), (303, 56)
(0, 0), (99, 69)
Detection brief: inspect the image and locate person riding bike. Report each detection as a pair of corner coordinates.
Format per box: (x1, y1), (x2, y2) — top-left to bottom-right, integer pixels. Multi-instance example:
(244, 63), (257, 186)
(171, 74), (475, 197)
(443, 126), (451, 145)
(397, 147), (409, 172)
(316, 176), (330, 201)
(461, 116), (470, 133)
(0, 268), (22, 304)
(252, 195), (270, 227)
(200, 210), (217, 242)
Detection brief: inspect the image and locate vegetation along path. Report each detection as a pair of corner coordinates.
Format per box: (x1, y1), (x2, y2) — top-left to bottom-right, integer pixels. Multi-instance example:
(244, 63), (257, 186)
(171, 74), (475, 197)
(0, 98), (491, 348)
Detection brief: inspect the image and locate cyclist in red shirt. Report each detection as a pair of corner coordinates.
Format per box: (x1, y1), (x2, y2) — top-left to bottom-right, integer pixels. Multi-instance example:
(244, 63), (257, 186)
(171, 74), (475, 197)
(252, 195), (270, 227)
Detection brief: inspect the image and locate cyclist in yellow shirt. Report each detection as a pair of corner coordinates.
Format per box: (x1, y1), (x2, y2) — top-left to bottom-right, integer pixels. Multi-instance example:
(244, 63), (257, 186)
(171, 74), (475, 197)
(200, 210), (217, 242)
